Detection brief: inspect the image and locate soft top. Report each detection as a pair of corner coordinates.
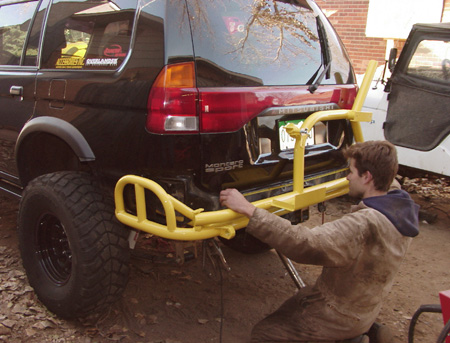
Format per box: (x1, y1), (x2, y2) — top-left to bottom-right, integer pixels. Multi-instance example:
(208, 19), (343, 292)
(411, 22), (450, 33)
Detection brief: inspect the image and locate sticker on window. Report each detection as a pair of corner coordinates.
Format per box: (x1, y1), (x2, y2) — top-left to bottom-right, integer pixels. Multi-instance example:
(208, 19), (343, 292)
(55, 57), (84, 69)
(103, 44), (127, 58)
(222, 17), (244, 34)
(85, 58), (119, 67)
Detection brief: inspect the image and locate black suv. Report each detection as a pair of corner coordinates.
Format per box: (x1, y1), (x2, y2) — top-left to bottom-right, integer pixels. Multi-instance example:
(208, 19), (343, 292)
(0, 0), (357, 318)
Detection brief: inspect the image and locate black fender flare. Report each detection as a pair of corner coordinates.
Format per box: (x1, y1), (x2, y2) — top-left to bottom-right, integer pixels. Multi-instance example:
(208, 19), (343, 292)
(15, 116), (95, 162)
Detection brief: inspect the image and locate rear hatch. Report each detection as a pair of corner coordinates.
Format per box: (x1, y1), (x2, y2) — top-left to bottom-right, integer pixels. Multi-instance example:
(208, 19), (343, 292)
(146, 0), (357, 200)
(191, 0), (356, 197)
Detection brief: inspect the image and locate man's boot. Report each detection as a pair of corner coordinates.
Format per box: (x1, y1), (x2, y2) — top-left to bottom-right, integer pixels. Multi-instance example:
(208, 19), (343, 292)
(367, 322), (394, 343)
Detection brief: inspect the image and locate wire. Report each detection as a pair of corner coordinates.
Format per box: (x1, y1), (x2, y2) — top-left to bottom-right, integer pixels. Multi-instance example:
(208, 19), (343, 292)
(216, 254), (224, 343)
(203, 240), (225, 342)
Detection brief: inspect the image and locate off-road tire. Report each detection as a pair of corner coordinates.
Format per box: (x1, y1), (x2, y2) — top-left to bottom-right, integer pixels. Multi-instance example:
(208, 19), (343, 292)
(18, 171), (130, 318)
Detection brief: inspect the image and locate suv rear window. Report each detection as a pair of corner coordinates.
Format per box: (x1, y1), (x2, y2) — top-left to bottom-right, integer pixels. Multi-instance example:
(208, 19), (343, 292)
(41, 0), (138, 70)
(188, 0), (353, 87)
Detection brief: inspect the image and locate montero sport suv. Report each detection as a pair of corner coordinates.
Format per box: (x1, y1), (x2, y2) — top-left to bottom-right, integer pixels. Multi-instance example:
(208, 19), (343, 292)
(0, 0), (357, 318)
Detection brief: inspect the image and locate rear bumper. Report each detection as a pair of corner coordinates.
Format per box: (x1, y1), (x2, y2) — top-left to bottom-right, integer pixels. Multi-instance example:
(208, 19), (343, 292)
(114, 61), (377, 241)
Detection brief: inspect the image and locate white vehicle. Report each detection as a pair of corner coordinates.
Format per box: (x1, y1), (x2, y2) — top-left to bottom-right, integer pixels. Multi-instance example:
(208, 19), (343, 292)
(361, 23), (450, 176)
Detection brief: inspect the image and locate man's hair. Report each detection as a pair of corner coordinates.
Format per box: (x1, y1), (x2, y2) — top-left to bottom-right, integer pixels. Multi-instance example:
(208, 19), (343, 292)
(344, 141), (398, 192)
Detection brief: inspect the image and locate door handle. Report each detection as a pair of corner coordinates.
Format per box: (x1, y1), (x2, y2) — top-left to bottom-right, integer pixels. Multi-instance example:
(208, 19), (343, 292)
(10, 86), (23, 96)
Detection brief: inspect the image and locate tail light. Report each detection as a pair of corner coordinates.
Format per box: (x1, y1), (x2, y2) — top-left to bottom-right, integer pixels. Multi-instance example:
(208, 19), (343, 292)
(146, 62), (358, 134)
(146, 62), (271, 134)
(146, 62), (199, 134)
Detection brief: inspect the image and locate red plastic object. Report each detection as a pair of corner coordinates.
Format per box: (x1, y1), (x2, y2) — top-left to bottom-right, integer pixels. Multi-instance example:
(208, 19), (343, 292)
(440, 290), (450, 343)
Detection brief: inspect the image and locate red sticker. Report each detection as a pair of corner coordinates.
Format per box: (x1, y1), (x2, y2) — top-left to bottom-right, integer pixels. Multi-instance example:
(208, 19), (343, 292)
(103, 44), (127, 57)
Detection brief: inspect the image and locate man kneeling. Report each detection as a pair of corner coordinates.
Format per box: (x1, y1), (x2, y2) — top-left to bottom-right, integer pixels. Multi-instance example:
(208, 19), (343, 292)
(220, 141), (419, 342)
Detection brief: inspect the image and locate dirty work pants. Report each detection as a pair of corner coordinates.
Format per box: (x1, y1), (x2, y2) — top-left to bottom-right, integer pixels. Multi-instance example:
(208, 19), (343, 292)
(250, 287), (366, 342)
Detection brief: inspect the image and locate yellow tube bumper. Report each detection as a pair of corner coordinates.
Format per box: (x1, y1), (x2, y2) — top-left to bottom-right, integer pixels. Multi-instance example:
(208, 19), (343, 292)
(114, 60), (378, 241)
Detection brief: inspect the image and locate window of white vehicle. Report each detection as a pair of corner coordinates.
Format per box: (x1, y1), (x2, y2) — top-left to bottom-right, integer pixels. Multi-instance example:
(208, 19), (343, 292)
(407, 40), (450, 82)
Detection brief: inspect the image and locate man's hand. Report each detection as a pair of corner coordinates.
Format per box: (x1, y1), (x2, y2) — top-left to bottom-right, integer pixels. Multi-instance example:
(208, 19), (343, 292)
(219, 188), (256, 218)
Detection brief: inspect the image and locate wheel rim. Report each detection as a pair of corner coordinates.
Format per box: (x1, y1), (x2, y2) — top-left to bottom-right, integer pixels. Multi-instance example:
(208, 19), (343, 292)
(36, 213), (72, 285)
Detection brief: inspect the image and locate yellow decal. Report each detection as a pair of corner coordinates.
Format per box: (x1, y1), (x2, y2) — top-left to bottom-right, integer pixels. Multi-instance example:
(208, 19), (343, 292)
(55, 57), (85, 69)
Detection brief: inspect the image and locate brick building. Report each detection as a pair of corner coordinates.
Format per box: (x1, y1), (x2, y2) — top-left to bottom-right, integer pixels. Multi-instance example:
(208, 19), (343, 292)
(315, 0), (450, 74)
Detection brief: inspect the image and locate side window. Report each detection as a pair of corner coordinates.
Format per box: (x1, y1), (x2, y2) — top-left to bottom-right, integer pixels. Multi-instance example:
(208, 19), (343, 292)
(407, 40), (450, 83)
(0, 0), (39, 66)
(24, 0), (51, 66)
(41, 0), (137, 70)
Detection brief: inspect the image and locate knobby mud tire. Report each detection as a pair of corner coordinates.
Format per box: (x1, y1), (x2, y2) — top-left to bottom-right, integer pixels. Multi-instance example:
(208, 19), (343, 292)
(18, 172), (130, 319)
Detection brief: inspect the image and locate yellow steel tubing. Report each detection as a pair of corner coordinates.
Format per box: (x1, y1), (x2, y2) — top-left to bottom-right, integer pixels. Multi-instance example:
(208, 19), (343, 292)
(289, 109), (371, 193)
(290, 59), (378, 191)
(135, 184), (147, 223)
(351, 59), (378, 142)
(198, 178), (349, 230)
(353, 60), (378, 112)
(115, 174), (349, 231)
(292, 124), (306, 194)
(116, 210), (235, 240)
(114, 177), (200, 223)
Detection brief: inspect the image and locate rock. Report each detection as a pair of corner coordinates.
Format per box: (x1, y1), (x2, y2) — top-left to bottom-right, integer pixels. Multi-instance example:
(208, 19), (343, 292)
(32, 320), (55, 330)
(0, 320), (15, 329)
(0, 324), (10, 335)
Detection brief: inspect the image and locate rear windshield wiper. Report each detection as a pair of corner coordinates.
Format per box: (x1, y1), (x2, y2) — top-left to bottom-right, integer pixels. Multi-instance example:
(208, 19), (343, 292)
(308, 17), (332, 93)
(308, 63), (331, 93)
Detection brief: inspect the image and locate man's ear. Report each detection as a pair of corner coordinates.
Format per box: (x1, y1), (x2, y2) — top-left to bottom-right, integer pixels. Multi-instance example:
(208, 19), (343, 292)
(362, 170), (374, 184)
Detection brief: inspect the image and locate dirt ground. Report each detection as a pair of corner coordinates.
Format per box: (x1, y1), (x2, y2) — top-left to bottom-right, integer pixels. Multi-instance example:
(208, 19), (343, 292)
(0, 176), (449, 343)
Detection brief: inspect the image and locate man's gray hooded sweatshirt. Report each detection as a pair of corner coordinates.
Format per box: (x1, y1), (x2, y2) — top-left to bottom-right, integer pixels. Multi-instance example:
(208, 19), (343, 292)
(247, 184), (419, 342)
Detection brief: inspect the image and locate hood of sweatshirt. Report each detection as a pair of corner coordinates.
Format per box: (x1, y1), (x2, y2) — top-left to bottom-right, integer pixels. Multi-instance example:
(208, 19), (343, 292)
(362, 189), (420, 237)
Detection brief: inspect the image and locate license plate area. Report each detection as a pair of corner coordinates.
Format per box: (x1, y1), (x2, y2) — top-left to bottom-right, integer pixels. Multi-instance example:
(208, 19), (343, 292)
(278, 119), (314, 151)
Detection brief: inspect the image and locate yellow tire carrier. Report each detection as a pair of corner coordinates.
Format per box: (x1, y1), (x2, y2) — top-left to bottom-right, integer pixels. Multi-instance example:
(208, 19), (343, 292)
(114, 61), (378, 241)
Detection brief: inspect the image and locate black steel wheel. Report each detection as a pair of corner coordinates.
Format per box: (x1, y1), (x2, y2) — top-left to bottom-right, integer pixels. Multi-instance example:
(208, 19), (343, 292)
(18, 172), (130, 318)
(36, 213), (72, 285)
